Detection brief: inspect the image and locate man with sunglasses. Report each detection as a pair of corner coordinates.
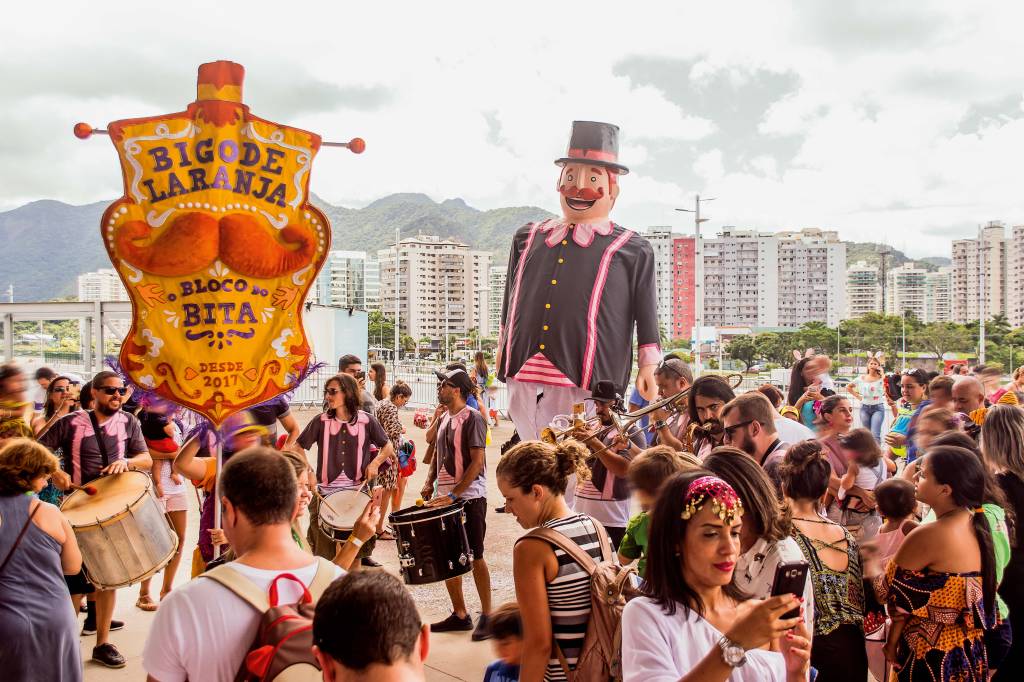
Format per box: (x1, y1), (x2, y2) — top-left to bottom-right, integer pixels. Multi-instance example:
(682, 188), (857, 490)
(720, 393), (789, 486)
(421, 368), (492, 640)
(39, 370), (152, 668)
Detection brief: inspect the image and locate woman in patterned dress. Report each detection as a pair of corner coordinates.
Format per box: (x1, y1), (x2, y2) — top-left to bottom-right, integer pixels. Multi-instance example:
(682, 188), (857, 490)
(373, 381), (412, 539)
(868, 445), (998, 681)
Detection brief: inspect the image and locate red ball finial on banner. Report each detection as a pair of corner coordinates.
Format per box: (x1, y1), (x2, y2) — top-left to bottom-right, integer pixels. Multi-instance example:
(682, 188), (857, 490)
(73, 122), (94, 139)
(348, 137), (366, 154)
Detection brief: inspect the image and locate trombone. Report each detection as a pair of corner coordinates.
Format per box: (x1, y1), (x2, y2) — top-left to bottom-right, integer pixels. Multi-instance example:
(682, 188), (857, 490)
(554, 373), (745, 458)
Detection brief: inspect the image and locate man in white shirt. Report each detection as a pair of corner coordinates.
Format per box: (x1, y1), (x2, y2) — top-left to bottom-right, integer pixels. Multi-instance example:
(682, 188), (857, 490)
(143, 447), (343, 682)
(313, 571), (429, 681)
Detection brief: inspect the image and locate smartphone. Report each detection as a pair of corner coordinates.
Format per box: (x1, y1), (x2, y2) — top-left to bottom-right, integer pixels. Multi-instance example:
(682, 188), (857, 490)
(770, 561), (809, 620)
(67, 384), (81, 401)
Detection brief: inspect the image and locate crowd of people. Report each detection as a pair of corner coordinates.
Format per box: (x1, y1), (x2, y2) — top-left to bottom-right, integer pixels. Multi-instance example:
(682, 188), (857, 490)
(2, 352), (1024, 681)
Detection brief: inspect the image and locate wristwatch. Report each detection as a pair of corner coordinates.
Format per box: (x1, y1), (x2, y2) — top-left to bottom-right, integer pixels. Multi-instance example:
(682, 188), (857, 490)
(654, 419), (668, 430)
(717, 635), (747, 668)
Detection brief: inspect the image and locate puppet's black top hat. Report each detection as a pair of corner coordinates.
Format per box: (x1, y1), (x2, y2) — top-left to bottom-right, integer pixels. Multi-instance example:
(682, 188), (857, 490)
(554, 120), (629, 175)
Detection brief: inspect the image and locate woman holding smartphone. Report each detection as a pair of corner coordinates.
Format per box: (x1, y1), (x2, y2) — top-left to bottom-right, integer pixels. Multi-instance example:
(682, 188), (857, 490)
(622, 471), (811, 682)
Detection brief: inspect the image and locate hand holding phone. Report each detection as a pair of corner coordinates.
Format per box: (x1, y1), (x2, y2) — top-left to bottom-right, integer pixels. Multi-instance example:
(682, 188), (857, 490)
(770, 562), (809, 620)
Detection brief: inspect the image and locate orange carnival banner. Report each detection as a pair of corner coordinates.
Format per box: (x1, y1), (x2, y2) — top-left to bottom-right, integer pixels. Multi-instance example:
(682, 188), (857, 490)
(76, 61), (363, 425)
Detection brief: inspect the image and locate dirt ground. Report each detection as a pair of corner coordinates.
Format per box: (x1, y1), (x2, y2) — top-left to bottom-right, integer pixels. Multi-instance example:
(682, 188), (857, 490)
(82, 407), (522, 681)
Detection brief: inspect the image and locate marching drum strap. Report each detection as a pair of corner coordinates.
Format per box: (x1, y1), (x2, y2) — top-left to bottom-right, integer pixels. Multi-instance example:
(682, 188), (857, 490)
(88, 411), (111, 468)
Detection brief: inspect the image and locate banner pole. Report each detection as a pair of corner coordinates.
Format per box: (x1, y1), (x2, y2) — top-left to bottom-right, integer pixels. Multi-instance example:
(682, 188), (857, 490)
(213, 435), (223, 557)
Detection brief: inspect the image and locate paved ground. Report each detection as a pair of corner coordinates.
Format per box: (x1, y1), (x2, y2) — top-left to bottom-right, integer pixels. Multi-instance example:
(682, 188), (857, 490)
(81, 408), (521, 681)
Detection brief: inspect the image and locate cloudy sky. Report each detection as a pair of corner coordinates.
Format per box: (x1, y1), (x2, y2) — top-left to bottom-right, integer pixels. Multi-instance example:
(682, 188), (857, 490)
(3, 0), (1024, 257)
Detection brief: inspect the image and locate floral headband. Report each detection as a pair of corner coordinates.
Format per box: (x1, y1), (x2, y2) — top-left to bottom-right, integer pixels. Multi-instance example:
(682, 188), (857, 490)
(681, 475), (744, 525)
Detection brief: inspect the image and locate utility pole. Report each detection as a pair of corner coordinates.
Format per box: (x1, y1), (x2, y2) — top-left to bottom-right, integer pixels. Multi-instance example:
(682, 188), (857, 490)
(877, 245), (892, 316)
(394, 228), (400, 370)
(676, 195), (715, 375)
(901, 310), (907, 372)
(978, 226), (987, 364)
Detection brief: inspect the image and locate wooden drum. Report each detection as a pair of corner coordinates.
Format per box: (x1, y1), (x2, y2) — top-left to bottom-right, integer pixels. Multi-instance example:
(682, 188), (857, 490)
(61, 471), (178, 590)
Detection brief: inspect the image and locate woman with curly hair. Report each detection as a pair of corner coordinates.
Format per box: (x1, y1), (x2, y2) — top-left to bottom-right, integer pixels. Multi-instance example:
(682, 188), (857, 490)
(0, 438), (83, 681)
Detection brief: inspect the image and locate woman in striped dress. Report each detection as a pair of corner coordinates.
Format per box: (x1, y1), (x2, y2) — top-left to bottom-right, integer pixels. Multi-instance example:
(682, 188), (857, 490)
(497, 438), (602, 681)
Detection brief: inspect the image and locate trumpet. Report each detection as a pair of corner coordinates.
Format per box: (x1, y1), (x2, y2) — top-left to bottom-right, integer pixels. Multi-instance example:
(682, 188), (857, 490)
(540, 414), (604, 445)
(584, 372), (744, 459)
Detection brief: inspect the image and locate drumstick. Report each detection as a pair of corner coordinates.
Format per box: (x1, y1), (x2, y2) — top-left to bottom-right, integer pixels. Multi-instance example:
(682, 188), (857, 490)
(73, 122), (365, 153)
(69, 484), (98, 496)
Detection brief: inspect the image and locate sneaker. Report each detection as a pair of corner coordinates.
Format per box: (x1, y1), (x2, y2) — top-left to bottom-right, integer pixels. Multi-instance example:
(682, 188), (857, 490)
(361, 556), (383, 568)
(81, 619), (125, 636)
(91, 643), (126, 668)
(495, 505), (506, 513)
(430, 612), (473, 633)
(471, 614), (492, 641)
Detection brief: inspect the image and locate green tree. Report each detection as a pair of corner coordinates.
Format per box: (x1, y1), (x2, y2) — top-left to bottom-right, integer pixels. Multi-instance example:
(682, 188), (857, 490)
(726, 335), (758, 371)
(367, 310), (396, 348)
(755, 332), (795, 366)
(913, 322), (973, 361)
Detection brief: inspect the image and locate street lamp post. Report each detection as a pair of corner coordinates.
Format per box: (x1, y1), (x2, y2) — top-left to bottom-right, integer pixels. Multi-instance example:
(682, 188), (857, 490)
(676, 195), (715, 375)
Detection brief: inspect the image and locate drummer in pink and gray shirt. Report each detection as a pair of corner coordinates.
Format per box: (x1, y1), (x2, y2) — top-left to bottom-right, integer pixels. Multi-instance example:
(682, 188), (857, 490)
(39, 370), (152, 669)
(421, 367), (493, 641)
(295, 372), (394, 567)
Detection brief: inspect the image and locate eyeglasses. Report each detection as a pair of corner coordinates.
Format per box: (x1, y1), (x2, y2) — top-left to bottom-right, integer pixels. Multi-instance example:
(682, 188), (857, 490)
(723, 420), (755, 439)
(98, 386), (128, 396)
(52, 387), (68, 393)
(324, 387), (341, 395)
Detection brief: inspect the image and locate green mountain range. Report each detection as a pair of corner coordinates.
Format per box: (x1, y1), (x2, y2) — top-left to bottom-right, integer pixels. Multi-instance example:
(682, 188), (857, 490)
(0, 194), (554, 302)
(0, 193), (947, 302)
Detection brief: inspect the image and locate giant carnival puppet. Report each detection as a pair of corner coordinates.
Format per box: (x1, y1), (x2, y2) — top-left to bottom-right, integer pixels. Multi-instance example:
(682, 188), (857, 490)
(498, 121), (660, 440)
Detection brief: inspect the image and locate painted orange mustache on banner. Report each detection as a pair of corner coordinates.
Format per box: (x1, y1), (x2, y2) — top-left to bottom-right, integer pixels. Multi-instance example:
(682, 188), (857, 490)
(114, 212), (315, 278)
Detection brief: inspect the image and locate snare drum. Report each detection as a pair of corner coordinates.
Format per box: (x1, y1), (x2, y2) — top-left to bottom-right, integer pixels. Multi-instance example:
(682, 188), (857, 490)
(60, 471), (178, 590)
(316, 486), (371, 541)
(388, 502), (472, 585)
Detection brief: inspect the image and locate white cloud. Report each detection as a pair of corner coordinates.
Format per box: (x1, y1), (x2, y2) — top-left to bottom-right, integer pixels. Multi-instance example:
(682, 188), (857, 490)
(2, 0), (1024, 257)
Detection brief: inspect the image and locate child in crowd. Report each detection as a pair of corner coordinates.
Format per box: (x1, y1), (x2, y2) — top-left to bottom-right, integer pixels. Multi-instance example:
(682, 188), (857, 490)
(837, 428), (894, 539)
(862, 478), (919, 682)
(779, 405), (800, 421)
(483, 602), (522, 682)
(618, 446), (697, 578)
(138, 399), (181, 498)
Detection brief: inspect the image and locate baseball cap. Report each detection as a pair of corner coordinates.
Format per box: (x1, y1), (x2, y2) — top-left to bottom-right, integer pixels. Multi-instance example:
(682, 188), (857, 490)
(434, 368), (475, 394)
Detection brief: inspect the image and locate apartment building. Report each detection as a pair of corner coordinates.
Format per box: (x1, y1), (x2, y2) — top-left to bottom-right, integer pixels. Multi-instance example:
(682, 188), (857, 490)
(488, 265), (507, 336)
(846, 261), (882, 318)
(1007, 225), (1024, 327)
(377, 235), (492, 342)
(776, 229), (846, 327)
(671, 236), (696, 340)
(885, 263), (928, 321)
(925, 267), (952, 323)
(702, 229), (779, 327)
(314, 251), (373, 309)
(952, 221), (1009, 323)
(77, 269), (128, 302)
(645, 228), (676, 341)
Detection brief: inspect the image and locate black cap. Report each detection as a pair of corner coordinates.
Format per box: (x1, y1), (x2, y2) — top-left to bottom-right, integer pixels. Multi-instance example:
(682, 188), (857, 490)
(435, 368), (475, 394)
(591, 380), (620, 403)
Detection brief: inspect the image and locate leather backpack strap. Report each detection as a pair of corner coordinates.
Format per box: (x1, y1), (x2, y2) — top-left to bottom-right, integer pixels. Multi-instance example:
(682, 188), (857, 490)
(88, 410), (111, 468)
(0, 501), (42, 576)
(306, 557), (337, 601)
(521, 526), (597, 574)
(589, 517), (613, 562)
(199, 564), (270, 612)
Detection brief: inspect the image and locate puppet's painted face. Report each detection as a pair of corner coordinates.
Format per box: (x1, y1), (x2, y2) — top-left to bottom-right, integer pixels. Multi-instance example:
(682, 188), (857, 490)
(557, 162), (619, 223)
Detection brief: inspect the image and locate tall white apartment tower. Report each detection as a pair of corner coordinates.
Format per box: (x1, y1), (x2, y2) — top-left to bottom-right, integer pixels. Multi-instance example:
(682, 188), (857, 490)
(886, 263), (928, 321)
(378, 235), (492, 342)
(846, 261), (882, 318)
(644, 227), (677, 340)
(702, 229), (779, 327)
(77, 269), (128, 302)
(488, 265), (507, 337)
(952, 221), (1008, 323)
(776, 229), (846, 327)
(925, 267), (952, 323)
(1006, 225), (1024, 327)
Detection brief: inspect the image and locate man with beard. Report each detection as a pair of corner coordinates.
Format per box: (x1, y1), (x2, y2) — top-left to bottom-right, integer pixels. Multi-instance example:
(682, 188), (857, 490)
(421, 368), (492, 640)
(498, 121), (661, 442)
(683, 375), (736, 459)
(572, 380), (646, 548)
(40, 370), (152, 668)
(720, 392), (789, 486)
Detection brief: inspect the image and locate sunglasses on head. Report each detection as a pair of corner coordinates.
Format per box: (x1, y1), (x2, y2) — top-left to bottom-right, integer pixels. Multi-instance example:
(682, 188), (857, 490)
(98, 386), (128, 396)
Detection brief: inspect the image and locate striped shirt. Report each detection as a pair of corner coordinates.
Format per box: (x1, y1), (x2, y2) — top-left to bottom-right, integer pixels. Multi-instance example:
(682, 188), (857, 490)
(540, 514), (604, 681)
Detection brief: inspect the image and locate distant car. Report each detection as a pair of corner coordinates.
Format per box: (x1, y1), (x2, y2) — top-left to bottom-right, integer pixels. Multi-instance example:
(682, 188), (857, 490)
(834, 376), (852, 389)
(747, 364), (764, 373)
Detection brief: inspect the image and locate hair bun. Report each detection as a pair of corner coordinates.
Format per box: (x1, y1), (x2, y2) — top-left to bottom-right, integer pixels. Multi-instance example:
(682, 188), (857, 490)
(785, 440), (823, 470)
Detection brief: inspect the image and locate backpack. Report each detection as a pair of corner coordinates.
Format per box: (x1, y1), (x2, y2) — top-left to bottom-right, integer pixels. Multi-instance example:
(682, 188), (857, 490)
(201, 557), (336, 681)
(518, 519), (640, 681)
